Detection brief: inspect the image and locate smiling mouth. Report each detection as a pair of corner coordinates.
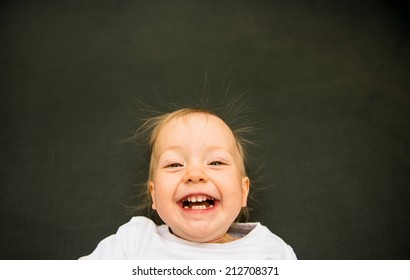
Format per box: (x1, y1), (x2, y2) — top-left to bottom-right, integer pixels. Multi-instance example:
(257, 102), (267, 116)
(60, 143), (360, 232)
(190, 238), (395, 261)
(180, 195), (217, 210)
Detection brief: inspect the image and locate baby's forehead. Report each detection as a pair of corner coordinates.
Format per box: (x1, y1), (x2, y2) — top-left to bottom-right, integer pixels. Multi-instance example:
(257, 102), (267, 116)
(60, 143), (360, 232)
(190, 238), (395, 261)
(150, 111), (247, 173)
(154, 112), (237, 151)
(162, 112), (232, 135)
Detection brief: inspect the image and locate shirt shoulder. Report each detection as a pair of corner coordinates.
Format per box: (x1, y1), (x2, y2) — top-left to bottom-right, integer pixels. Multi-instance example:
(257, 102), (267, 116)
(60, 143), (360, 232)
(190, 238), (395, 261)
(229, 222), (297, 260)
(79, 217), (158, 259)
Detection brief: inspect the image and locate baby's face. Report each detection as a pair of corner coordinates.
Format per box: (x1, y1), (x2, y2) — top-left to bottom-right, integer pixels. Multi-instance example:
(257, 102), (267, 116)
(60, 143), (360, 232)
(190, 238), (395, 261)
(149, 113), (249, 243)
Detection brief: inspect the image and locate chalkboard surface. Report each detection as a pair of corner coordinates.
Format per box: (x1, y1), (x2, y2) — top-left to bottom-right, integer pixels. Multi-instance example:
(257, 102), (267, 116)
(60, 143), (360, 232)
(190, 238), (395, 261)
(0, 0), (409, 259)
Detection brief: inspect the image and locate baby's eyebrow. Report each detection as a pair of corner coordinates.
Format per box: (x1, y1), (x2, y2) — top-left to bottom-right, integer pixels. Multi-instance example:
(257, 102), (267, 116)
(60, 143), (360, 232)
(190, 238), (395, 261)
(155, 146), (184, 160)
(158, 145), (234, 156)
(158, 145), (184, 154)
(206, 145), (232, 151)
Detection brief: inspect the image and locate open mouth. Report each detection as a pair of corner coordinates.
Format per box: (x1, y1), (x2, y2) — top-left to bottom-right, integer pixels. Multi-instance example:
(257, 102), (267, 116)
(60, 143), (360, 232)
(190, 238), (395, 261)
(180, 195), (217, 210)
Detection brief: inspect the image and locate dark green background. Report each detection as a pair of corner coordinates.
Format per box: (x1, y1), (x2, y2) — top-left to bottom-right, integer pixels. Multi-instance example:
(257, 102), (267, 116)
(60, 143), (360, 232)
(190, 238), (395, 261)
(1, 0), (409, 259)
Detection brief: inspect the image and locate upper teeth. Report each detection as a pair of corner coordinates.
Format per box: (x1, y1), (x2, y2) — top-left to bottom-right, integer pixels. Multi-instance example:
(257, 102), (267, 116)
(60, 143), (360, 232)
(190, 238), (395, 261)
(183, 195), (214, 202)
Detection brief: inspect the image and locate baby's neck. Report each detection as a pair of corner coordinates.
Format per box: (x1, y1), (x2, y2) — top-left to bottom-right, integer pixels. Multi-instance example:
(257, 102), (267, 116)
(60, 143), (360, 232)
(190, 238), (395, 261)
(168, 228), (239, 244)
(208, 233), (238, 244)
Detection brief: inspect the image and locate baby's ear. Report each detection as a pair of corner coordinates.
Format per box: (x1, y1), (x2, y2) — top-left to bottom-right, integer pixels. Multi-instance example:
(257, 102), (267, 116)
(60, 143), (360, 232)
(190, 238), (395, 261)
(241, 176), (250, 207)
(149, 182), (156, 210)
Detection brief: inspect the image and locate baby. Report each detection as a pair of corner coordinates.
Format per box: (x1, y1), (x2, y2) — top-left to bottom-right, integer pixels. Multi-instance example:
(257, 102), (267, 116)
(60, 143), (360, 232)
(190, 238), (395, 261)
(80, 108), (296, 259)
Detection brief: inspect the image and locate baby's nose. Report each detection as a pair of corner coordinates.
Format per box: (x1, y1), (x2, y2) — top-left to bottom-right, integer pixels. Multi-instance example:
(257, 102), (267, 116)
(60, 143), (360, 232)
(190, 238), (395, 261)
(183, 165), (208, 183)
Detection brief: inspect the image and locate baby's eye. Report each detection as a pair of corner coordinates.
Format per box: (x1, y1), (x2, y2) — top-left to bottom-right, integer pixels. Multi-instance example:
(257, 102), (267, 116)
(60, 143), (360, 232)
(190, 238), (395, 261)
(165, 163), (183, 168)
(209, 161), (224, 166)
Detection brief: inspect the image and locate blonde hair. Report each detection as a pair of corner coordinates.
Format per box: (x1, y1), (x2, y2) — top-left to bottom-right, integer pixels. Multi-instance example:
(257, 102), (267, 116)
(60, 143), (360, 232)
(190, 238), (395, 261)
(131, 106), (255, 223)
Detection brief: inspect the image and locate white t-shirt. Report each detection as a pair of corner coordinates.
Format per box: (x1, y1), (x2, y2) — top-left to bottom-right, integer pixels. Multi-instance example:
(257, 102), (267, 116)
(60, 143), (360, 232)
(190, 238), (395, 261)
(80, 216), (297, 259)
